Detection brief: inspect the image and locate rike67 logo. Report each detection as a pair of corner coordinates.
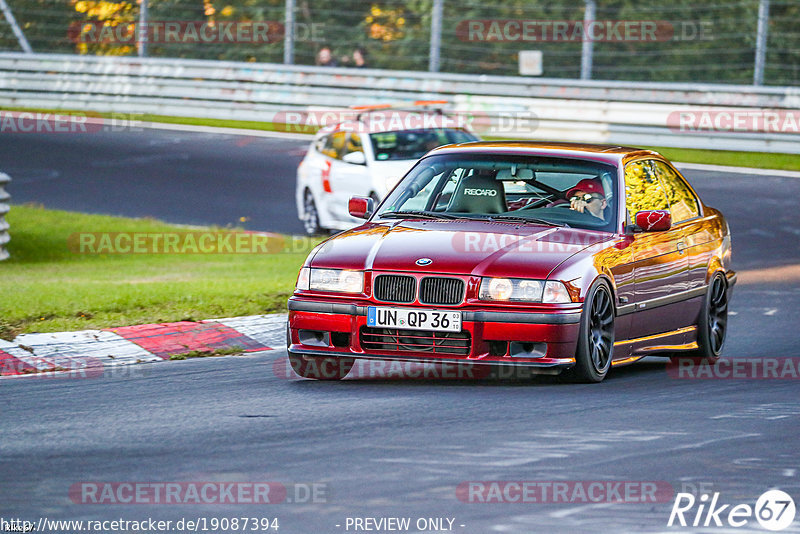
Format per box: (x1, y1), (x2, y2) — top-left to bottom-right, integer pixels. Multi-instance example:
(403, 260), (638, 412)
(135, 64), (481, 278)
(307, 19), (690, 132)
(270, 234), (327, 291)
(668, 490), (796, 531)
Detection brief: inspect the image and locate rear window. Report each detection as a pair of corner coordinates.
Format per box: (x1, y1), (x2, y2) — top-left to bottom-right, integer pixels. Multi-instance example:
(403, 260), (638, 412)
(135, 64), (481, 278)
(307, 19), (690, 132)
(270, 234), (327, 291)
(370, 129), (478, 161)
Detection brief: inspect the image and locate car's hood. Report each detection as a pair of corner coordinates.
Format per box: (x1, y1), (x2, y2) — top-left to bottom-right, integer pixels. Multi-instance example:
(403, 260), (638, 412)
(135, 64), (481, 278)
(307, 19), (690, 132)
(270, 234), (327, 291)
(309, 220), (610, 279)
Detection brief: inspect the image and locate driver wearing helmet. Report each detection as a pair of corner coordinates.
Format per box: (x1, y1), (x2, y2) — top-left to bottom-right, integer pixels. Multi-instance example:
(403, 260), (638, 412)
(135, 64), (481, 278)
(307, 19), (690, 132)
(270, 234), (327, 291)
(567, 178), (609, 221)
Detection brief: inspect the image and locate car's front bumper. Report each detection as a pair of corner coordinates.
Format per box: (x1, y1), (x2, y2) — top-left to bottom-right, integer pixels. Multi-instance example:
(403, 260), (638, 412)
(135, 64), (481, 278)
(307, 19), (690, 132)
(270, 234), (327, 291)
(287, 298), (581, 371)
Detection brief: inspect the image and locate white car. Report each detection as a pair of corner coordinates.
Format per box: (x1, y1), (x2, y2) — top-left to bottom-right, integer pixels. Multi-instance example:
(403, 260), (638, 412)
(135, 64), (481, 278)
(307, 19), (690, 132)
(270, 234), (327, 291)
(295, 113), (479, 234)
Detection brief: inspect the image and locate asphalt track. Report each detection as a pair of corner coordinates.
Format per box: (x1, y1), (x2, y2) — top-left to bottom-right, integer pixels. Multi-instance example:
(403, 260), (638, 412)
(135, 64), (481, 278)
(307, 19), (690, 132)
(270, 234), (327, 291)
(0, 129), (309, 235)
(1, 128), (800, 533)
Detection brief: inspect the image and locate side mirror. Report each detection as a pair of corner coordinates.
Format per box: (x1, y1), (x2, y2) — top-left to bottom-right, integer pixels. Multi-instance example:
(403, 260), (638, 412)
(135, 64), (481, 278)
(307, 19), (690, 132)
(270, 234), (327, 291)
(348, 196), (375, 219)
(635, 210), (672, 232)
(342, 151), (366, 165)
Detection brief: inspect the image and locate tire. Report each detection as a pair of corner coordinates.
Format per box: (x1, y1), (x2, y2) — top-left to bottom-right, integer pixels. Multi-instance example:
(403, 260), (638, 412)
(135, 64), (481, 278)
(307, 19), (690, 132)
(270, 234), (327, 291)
(673, 272), (728, 364)
(302, 190), (323, 235)
(566, 279), (615, 383)
(288, 353), (354, 380)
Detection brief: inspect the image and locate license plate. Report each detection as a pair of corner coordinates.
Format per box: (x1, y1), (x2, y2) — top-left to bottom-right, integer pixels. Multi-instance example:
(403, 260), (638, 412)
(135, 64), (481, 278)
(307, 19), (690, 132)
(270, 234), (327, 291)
(367, 307), (462, 333)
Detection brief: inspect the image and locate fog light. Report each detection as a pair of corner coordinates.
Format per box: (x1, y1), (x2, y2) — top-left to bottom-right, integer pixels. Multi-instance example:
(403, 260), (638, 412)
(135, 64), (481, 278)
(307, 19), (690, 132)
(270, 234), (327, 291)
(298, 330), (330, 347)
(509, 342), (547, 358)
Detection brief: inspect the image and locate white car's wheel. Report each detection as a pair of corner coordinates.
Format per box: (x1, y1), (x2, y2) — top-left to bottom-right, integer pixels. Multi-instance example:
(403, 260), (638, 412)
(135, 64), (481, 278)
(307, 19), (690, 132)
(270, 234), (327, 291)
(302, 190), (323, 235)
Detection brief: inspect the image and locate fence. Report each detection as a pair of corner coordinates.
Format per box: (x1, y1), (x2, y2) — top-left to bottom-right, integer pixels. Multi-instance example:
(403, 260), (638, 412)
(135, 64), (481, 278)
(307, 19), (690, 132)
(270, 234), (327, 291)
(0, 172), (10, 261)
(1, 0), (799, 86)
(1, 52), (799, 153)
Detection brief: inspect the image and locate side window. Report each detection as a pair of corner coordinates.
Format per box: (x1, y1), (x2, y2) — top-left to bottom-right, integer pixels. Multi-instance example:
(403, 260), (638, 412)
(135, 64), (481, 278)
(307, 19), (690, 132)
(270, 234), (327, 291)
(314, 135), (327, 153)
(652, 161), (700, 223)
(624, 160), (670, 223)
(321, 131), (346, 159)
(433, 169), (464, 211)
(345, 133), (363, 156)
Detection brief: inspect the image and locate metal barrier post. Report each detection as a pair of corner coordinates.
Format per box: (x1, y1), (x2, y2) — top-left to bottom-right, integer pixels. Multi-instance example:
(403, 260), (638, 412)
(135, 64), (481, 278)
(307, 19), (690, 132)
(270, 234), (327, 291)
(138, 0), (148, 58)
(429, 0), (443, 72)
(0, 172), (10, 261)
(754, 0), (770, 86)
(580, 0), (596, 80)
(284, 0), (295, 65)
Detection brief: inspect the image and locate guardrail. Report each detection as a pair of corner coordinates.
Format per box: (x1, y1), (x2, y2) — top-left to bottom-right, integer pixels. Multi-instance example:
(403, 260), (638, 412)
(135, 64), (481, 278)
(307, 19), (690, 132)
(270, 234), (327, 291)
(1, 52), (799, 153)
(0, 172), (10, 261)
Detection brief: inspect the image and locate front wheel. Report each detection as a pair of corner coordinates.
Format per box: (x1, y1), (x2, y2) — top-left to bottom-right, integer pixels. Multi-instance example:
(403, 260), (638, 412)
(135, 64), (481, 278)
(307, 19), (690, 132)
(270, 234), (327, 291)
(302, 190), (323, 235)
(567, 279), (615, 383)
(288, 354), (354, 380)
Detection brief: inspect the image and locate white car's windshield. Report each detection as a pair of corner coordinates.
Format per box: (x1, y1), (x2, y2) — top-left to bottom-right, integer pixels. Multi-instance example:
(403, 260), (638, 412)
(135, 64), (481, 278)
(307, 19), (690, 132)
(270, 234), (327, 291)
(370, 129), (478, 161)
(377, 153), (618, 231)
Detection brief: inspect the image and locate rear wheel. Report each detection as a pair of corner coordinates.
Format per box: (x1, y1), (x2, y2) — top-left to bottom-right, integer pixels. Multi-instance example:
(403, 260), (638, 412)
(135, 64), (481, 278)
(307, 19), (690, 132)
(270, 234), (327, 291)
(288, 354), (354, 380)
(673, 272), (728, 364)
(567, 279), (615, 383)
(302, 190), (323, 235)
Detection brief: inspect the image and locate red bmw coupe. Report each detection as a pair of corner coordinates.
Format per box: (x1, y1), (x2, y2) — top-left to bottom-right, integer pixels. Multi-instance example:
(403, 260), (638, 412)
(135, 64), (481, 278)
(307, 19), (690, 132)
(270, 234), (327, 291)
(287, 142), (735, 382)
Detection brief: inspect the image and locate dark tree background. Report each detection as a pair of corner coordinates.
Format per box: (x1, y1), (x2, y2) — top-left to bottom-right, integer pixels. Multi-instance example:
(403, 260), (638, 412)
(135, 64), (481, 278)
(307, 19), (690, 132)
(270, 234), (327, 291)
(1, 0), (797, 85)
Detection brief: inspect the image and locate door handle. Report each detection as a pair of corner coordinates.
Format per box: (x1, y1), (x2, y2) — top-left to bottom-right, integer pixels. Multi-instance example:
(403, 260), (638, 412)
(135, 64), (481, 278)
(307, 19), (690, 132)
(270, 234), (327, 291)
(676, 241), (686, 254)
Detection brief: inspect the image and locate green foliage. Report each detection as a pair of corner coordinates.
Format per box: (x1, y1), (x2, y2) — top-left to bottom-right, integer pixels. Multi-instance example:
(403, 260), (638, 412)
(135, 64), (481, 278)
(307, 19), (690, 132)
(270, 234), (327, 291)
(1, 1), (797, 84)
(0, 204), (317, 334)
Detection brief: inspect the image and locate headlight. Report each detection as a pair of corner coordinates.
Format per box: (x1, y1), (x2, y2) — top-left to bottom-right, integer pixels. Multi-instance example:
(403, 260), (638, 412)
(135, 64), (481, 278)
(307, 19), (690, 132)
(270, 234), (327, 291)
(479, 278), (572, 303)
(542, 281), (572, 303)
(308, 268), (364, 293)
(479, 278), (543, 302)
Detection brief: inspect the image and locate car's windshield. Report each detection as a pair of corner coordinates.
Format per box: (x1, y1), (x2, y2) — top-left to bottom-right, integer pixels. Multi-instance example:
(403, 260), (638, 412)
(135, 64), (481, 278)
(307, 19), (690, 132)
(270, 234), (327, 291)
(370, 129), (478, 161)
(377, 153), (618, 231)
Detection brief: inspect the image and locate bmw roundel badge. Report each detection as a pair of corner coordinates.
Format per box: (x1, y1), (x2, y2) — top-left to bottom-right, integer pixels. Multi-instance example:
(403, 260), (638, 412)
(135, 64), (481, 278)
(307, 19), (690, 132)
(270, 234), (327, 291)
(415, 258), (433, 266)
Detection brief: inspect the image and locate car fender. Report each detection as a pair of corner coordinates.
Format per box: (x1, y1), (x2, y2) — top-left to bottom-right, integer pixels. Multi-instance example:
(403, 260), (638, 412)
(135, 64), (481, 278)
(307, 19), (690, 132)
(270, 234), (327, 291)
(547, 236), (622, 303)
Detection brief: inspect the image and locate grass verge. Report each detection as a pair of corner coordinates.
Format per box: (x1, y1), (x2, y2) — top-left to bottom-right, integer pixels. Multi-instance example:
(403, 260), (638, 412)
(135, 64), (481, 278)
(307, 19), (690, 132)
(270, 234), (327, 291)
(0, 205), (318, 338)
(643, 146), (800, 171)
(169, 347), (245, 360)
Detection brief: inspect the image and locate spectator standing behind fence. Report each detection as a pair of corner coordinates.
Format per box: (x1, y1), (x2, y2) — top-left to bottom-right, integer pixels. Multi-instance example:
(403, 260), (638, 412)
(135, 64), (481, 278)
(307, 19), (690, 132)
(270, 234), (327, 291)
(316, 46), (338, 67)
(352, 47), (368, 68)
(339, 47), (368, 69)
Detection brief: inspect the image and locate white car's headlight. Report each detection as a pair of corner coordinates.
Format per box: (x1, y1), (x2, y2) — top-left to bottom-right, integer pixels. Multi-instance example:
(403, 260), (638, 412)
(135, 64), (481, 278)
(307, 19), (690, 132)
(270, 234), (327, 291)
(307, 268), (364, 293)
(479, 278), (572, 303)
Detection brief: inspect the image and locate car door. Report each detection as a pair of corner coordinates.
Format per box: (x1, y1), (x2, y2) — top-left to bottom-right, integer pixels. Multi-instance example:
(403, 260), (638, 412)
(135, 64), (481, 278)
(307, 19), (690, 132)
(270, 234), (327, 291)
(651, 159), (707, 326)
(327, 132), (370, 221)
(308, 132), (338, 218)
(624, 159), (690, 340)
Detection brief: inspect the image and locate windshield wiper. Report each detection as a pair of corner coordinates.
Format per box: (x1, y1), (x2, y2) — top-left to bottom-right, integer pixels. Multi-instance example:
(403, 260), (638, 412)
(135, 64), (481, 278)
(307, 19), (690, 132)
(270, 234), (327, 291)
(380, 210), (459, 220)
(488, 215), (569, 228)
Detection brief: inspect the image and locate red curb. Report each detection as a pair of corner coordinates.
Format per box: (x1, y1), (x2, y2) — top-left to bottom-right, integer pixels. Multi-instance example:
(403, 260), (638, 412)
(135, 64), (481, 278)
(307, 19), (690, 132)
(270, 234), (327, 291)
(0, 349), (37, 376)
(106, 321), (269, 359)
